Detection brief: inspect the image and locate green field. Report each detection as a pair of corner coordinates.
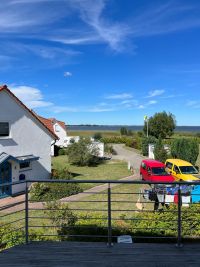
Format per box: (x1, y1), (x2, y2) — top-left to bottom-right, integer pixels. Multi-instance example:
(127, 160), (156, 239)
(67, 130), (120, 137)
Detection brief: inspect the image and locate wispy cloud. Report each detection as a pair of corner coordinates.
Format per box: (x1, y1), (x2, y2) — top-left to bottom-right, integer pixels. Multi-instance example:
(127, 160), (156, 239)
(105, 93), (133, 100)
(146, 90), (165, 98)
(137, 100), (157, 109)
(186, 100), (200, 108)
(132, 2), (200, 37)
(0, 42), (80, 68)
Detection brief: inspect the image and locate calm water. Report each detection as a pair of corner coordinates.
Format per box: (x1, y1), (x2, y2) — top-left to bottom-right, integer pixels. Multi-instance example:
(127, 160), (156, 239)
(68, 125), (200, 132)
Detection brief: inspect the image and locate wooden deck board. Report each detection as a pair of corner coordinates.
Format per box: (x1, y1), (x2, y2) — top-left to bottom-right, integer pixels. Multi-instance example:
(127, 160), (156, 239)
(1, 242), (200, 267)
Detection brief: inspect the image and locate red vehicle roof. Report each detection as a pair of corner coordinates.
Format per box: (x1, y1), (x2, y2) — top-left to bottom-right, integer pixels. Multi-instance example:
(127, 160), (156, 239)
(141, 159), (165, 167)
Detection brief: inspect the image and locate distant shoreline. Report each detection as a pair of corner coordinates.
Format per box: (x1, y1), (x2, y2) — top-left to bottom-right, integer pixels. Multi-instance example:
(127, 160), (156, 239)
(67, 125), (200, 132)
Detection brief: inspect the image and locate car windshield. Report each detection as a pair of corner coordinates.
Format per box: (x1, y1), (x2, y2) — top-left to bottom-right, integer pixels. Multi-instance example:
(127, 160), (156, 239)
(151, 167), (169, 176)
(179, 166), (198, 174)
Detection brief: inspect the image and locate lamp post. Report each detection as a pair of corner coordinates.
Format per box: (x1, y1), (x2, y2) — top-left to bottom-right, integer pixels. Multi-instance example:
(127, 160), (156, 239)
(144, 115), (149, 137)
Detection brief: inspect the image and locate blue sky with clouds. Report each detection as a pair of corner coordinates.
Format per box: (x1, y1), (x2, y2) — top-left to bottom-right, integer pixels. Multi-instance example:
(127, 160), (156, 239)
(0, 0), (200, 125)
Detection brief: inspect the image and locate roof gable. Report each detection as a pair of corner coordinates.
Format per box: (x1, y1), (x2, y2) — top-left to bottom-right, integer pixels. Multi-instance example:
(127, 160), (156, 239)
(0, 85), (58, 140)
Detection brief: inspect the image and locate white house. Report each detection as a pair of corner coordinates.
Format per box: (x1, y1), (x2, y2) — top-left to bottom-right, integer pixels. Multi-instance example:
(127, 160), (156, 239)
(37, 116), (67, 156)
(0, 85), (58, 197)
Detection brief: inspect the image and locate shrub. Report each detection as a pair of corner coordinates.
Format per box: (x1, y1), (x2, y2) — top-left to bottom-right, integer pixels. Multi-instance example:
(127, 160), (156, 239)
(66, 138), (99, 166)
(93, 132), (102, 141)
(29, 168), (82, 201)
(0, 225), (24, 250)
(171, 138), (199, 165)
(141, 136), (157, 156)
(58, 148), (67, 156)
(154, 138), (168, 163)
(120, 127), (128, 136)
(104, 144), (116, 155)
(45, 201), (78, 241)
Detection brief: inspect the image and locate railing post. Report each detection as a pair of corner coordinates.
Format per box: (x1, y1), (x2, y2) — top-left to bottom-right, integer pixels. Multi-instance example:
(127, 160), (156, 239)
(107, 183), (112, 247)
(25, 181), (29, 245)
(176, 185), (183, 248)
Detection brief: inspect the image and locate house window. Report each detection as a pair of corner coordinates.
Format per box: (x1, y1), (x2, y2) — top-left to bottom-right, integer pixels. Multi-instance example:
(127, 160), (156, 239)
(0, 122), (9, 137)
(20, 161), (31, 170)
(55, 125), (60, 132)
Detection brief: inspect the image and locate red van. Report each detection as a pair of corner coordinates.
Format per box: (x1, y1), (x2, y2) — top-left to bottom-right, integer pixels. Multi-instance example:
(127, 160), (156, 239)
(140, 159), (174, 182)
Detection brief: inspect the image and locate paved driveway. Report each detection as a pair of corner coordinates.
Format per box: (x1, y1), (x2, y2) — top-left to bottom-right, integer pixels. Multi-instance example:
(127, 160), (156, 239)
(112, 144), (147, 174)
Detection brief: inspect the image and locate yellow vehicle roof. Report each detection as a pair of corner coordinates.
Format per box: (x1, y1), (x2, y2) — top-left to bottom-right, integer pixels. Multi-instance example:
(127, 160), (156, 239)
(166, 159), (193, 167)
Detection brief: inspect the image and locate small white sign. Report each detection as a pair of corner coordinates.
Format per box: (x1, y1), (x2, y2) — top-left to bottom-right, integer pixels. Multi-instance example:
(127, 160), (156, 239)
(117, 235), (133, 244)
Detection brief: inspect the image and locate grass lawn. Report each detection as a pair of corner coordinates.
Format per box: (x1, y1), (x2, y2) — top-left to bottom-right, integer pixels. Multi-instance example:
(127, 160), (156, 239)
(52, 156), (131, 189)
(67, 130), (120, 138)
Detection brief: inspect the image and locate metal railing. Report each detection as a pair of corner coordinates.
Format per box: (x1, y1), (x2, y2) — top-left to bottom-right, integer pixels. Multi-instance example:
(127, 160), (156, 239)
(1, 179), (200, 249)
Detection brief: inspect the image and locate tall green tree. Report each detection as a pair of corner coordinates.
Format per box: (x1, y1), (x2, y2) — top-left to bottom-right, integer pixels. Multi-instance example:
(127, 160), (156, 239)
(143, 111), (176, 139)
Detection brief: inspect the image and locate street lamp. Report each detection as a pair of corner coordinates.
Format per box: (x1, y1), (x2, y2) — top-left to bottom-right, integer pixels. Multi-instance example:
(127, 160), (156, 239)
(144, 115), (149, 137)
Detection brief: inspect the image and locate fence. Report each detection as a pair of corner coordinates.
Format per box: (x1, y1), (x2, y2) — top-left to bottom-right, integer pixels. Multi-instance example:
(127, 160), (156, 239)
(0, 179), (200, 250)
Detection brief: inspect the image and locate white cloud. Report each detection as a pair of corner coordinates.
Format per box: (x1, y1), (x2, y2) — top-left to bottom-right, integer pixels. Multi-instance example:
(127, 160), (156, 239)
(10, 85), (53, 108)
(146, 90), (165, 98)
(87, 107), (115, 112)
(64, 71), (72, 77)
(105, 93), (133, 100)
(138, 105), (145, 109)
(148, 100), (157, 105)
(187, 100), (200, 108)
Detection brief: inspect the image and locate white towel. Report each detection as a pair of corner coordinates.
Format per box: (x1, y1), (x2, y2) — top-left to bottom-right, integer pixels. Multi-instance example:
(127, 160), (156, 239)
(182, 196), (191, 207)
(165, 194), (174, 204)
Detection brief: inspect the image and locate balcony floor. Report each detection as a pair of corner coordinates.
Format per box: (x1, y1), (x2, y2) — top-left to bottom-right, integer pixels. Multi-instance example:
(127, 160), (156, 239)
(1, 241), (200, 267)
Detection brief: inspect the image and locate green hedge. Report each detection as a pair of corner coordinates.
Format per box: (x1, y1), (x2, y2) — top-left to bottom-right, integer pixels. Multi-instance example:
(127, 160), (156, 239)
(29, 168), (82, 201)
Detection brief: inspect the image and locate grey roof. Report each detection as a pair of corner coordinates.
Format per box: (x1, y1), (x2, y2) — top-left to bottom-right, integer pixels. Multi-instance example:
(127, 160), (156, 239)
(0, 152), (10, 164)
(16, 155), (39, 162)
(0, 153), (39, 164)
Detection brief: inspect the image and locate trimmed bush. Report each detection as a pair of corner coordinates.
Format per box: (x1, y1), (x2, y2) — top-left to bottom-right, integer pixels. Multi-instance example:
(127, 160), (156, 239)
(171, 138), (199, 165)
(29, 167), (82, 201)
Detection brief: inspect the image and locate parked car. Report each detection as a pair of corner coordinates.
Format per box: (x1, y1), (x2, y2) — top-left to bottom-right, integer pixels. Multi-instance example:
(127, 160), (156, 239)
(165, 159), (200, 182)
(140, 159), (174, 182)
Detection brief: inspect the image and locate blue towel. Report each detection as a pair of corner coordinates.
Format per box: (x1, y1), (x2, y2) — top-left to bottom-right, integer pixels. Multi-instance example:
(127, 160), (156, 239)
(191, 185), (200, 203)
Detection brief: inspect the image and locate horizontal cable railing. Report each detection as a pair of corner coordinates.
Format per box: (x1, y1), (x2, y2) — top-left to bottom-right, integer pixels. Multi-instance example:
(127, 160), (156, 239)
(0, 179), (200, 249)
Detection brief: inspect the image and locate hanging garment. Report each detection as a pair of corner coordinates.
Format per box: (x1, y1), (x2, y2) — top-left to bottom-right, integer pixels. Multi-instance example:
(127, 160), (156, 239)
(182, 196), (191, 207)
(165, 194), (174, 204)
(157, 193), (165, 203)
(191, 185), (200, 203)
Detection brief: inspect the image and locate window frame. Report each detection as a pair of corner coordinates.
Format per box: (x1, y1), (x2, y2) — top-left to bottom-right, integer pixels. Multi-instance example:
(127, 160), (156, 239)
(166, 161), (173, 170)
(19, 161), (32, 172)
(0, 122), (10, 138)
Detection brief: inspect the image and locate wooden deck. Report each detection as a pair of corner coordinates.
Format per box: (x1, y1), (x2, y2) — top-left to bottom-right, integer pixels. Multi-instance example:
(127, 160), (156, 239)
(1, 242), (200, 267)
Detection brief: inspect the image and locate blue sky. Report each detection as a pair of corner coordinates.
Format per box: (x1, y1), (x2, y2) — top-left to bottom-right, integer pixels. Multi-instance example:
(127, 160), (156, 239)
(0, 0), (200, 125)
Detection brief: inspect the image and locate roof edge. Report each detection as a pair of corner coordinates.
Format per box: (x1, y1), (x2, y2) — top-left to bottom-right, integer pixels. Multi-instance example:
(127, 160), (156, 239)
(0, 85), (58, 140)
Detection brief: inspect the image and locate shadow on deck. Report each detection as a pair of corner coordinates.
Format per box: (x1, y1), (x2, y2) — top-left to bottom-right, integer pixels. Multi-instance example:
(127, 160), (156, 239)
(1, 242), (200, 267)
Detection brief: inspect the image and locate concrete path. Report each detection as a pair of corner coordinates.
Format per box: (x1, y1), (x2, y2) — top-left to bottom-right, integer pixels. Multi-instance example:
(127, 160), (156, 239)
(112, 144), (146, 174)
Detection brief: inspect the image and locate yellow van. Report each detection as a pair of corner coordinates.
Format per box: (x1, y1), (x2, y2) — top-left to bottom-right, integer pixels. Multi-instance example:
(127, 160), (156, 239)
(165, 159), (200, 182)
